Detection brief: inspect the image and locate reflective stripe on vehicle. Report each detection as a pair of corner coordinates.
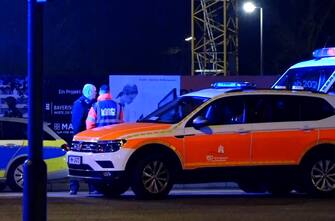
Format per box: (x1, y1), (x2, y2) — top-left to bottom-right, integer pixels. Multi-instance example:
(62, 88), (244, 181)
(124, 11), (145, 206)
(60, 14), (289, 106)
(44, 155), (68, 173)
(0, 170), (5, 178)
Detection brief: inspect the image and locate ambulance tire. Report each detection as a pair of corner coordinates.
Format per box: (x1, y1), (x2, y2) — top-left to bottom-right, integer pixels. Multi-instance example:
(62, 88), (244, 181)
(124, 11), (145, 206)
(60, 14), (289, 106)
(7, 159), (25, 192)
(301, 154), (335, 196)
(130, 154), (174, 199)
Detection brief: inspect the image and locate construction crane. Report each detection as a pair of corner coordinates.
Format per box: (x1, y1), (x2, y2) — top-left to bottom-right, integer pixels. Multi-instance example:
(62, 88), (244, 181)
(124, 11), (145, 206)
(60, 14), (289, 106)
(191, 0), (239, 76)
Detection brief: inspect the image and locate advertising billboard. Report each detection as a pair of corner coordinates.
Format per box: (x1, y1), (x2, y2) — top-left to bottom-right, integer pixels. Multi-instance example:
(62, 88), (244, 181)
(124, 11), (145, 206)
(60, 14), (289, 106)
(109, 75), (180, 122)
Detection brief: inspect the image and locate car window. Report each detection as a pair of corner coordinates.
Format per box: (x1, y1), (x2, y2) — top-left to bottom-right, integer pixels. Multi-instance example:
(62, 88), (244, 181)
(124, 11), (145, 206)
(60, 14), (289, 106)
(43, 130), (56, 140)
(300, 97), (335, 121)
(1, 121), (27, 140)
(0, 121), (57, 140)
(328, 83), (335, 94)
(191, 96), (246, 126)
(246, 95), (300, 123)
(272, 96), (300, 122)
(140, 96), (208, 124)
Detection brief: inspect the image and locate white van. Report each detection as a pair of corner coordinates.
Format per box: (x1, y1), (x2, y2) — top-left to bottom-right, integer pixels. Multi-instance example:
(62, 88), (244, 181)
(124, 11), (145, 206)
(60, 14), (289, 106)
(272, 47), (335, 93)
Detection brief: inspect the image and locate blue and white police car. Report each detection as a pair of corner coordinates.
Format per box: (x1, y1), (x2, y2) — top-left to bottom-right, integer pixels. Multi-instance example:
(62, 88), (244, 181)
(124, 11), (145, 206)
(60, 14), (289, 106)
(272, 47), (335, 93)
(0, 117), (68, 191)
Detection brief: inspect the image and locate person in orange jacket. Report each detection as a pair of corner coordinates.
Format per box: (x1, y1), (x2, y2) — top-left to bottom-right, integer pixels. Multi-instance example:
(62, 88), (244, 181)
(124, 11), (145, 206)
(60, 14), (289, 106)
(86, 84), (123, 129)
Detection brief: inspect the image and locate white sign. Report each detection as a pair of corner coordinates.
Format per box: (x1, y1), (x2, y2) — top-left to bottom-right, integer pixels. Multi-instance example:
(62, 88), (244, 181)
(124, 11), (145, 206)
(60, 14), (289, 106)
(109, 75), (180, 122)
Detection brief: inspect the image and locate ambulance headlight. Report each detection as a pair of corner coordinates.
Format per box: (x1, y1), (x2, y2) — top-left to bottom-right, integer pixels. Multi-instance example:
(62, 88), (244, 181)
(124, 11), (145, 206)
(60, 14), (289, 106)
(97, 139), (127, 153)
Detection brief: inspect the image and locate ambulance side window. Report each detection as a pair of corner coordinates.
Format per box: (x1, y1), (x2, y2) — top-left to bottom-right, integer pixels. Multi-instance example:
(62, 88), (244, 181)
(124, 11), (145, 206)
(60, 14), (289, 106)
(195, 96), (246, 125)
(246, 95), (300, 123)
(246, 96), (272, 123)
(300, 97), (335, 121)
(271, 96), (300, 122)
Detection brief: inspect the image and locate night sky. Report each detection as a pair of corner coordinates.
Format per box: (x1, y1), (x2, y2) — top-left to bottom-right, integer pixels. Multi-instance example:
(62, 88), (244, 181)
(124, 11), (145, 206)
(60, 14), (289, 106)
(0, 0), (335, 77)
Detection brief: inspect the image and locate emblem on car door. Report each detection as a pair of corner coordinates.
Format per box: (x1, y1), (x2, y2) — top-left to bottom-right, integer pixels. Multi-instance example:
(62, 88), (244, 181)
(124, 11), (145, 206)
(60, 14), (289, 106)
(218, 145), (224, 154)
(206, 145), (228, 162)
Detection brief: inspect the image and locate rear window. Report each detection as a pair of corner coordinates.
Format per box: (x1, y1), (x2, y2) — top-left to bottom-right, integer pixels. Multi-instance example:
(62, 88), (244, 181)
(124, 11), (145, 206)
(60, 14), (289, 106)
(300, 97), (335, 121)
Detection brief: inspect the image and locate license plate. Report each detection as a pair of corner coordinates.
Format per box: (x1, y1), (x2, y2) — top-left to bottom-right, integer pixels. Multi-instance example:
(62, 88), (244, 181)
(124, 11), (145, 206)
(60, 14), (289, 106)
(68, 156), (82, 165)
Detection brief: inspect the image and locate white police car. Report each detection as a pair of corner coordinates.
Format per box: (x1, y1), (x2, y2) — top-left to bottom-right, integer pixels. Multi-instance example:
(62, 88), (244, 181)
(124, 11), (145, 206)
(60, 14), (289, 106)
(0, 118), (68, 191)
(273, 47), (335, 93)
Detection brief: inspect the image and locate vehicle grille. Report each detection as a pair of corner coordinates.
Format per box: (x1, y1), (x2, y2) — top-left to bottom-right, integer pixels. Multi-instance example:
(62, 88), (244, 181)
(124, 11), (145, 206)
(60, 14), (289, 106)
(70, 141), (100, 152)
(70, 141), (122, 153)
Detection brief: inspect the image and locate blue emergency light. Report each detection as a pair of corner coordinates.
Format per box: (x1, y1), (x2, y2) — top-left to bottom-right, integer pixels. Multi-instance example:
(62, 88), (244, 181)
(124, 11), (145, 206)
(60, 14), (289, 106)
(313, 47), (335, 58)
(211, 82), (256, 89)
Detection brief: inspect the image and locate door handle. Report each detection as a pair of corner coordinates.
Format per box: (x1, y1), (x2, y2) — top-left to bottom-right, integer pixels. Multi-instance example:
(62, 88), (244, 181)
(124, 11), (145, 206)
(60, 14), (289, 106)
(237, 129), (250, 134)
(175, 134), (195, 139)
(5, 143), (20, 147)
(301, 126), (314, 132)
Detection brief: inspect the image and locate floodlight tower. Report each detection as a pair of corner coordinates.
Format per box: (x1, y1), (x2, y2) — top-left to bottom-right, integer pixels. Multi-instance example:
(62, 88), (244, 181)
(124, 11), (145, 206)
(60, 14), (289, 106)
(191, 0), (239, 76)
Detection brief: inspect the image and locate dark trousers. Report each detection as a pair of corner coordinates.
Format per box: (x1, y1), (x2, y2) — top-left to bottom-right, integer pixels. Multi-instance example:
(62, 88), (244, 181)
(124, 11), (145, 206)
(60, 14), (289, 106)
(69, 179), (97, 193)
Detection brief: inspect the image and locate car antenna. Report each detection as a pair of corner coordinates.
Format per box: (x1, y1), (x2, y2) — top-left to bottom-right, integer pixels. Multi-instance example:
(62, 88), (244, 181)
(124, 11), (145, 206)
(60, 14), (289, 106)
(323, 36), (330, 48)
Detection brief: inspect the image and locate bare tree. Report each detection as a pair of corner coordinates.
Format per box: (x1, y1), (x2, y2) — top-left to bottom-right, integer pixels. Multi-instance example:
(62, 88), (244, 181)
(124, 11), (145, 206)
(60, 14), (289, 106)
(265, 0), (335, 73)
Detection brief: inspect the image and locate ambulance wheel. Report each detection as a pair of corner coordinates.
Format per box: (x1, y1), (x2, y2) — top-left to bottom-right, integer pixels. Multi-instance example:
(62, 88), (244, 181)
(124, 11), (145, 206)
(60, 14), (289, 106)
(130, 154), (174, 199)
(7, 159), (25, 192)
(302, 155), (335, 196)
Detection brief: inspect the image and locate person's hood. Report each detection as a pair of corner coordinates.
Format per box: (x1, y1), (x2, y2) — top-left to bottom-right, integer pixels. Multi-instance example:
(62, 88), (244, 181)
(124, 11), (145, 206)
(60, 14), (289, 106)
(73, 123), (172, 141)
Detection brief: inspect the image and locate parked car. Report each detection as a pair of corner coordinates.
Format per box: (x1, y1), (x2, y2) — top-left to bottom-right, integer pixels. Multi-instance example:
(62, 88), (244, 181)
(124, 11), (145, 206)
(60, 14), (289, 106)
(67, 82), (335, 199)
(0, 117), (68, 191)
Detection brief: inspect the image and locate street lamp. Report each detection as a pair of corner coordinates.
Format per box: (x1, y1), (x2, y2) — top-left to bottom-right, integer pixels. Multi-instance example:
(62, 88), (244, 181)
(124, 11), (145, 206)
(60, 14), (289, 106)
(185, 36), (193, 42)
(243, 1), (263, 75)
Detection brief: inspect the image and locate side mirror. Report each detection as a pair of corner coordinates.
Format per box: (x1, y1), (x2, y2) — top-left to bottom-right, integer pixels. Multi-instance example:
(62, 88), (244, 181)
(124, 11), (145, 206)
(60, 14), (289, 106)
(192, 116), (208, 129)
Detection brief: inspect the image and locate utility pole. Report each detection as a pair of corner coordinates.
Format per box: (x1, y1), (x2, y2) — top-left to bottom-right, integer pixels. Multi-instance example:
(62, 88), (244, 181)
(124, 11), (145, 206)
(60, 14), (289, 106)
(24, 0), (47, 220)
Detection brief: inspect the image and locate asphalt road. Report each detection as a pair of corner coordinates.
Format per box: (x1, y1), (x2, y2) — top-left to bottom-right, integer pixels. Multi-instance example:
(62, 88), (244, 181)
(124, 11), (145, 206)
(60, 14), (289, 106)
(1, 190), (335, 221)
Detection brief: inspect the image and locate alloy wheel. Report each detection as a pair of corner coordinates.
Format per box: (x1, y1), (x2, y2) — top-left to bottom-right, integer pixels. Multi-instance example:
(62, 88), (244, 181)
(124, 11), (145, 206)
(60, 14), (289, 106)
(311, 159), (335, 192)
(14, 164), (24, 189)
(142, 160), (170, 194)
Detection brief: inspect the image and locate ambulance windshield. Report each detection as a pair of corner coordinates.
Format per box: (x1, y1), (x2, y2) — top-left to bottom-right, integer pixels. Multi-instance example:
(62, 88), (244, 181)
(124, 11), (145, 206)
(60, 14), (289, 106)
(273, 66), (335, 92)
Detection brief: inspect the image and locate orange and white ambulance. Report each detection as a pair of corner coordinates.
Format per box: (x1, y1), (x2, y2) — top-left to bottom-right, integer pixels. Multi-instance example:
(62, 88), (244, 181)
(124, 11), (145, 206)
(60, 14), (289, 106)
(67, 82), (335, 199)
